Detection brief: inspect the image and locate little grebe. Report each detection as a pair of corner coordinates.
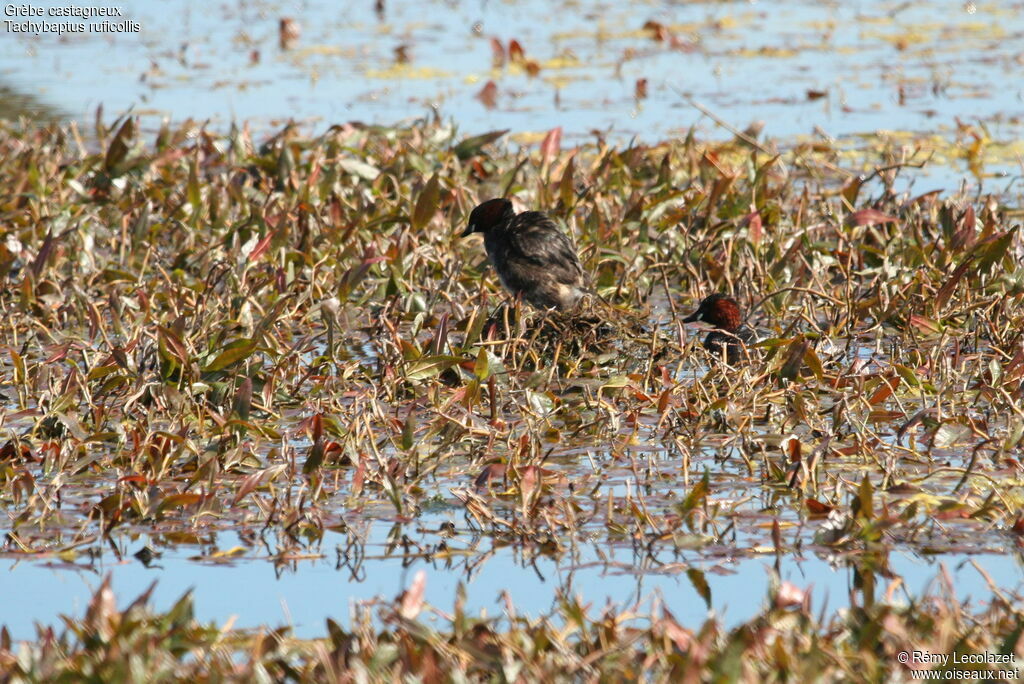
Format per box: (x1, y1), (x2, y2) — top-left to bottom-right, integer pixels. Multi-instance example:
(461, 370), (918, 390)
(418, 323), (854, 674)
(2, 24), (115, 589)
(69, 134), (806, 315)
(463, 198), (587, 311)
(683, 293), (757, 364)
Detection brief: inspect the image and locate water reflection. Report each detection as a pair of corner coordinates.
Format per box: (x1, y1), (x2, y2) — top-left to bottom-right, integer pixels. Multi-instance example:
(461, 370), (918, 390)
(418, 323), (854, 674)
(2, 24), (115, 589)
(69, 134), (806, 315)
(4, 529), (1022, 639)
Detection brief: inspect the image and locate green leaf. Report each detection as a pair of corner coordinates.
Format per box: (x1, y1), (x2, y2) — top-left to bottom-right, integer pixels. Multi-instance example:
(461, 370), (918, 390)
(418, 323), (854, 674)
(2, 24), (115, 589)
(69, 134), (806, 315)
(405, 354), (462, 381)
(339, 158), (380, 181)
(687, 568), (712, 608)
(204, 339), (257, 372)
(401, 411), (416, 451)
(453, 129), (508, 159)
(778, 335), (808, 382)
(233, 377), (253, 421)
(412, 173), (441, 231)
(894, 364), (921, 387)
(601, 375), (630, 389)
(803, 344), (823, 381)
(933, 422), (970, 448)
(474, 346), (490, 380)
(854, 474), (873, 521)
(187, 157), (201, 212)
(103, 116), (134, 173)
(303, 441), (325, 474)
(678, 471), (710, 517)
(975, 226), (1017, 276)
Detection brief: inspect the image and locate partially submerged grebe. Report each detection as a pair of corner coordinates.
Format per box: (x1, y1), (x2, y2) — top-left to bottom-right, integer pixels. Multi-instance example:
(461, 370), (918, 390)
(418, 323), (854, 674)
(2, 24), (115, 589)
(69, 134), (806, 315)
(683, 293), (758, 364)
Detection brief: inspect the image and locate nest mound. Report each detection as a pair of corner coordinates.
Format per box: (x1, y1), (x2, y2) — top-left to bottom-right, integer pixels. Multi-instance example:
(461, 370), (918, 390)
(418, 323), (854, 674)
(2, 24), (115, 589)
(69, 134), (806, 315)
(484, 299), (660, 372)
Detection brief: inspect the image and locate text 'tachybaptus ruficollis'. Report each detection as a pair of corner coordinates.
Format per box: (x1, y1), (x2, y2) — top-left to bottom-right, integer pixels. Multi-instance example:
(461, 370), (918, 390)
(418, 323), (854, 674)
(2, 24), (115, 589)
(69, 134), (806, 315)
(463, 198), (586, 311)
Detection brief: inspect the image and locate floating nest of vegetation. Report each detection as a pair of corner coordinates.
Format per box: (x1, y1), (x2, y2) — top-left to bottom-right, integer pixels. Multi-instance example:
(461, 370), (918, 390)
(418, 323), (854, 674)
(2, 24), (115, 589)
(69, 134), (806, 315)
(477, 296), (662, 373)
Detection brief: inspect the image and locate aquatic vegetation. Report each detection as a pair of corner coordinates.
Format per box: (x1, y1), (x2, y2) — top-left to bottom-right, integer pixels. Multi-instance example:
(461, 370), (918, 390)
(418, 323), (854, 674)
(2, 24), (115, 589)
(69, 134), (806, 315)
(3, 570), (1023, 681)
(0, 113), (1023, 679)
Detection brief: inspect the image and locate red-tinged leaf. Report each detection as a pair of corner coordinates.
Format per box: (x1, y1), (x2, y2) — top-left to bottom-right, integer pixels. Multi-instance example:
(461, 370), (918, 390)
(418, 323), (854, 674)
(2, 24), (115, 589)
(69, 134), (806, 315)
(352, 455), (366, 495)
(476, 80), (498, 109)
(934, 507), (971, 521)
(508, 39), (525, 63)
(247, 231), (275, 262)
(399, 569), (427, 619)
(848, 209), (897, 227)
(311, 413), (324, 443)
(44, 343), (72, 364)
(30, 230), (55, 279)
(867, 374), (901, 406)
(886, 483), (921, 495)
(474, 463), (507, 489)
(634, 78), (648, 100)
(868, 410), (906, 422)
(961, 204), (976, 232)
(540, 126), (562, 166)
(157, 493), (204, 513)
(233, 464), (285, 505)
(264, 212), (283, 229)
(233, 377), (253, 421)
(659, 611), (694, 652)
(490, 37), (505, 67)
(322, 441), (347, 464)
(908, 314), (942, 335)
(158, 326), (189, 365)
(657, 389), (671, 414)
(782, 435), (801, 462)
(0, 440), (33, 462)
(805, 498), (835, 516)
(775, 582), (808, 609)
(519, 465), (541, 501)
(118, 474), (151, 485)
(1012, 517), (1024, 536)
(951, 206), (976, 251)
(642, 20), (669, 42)
(305, 159), (321, 189)
(934, 256), (975, 311)
(233, 470), (264, 505)
(746, 210), (763, 244)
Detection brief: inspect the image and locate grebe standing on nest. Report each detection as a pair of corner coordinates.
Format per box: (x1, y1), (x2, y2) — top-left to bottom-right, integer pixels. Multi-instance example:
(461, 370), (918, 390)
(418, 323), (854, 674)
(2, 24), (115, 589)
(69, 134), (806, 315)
(462, 198), (587, 311)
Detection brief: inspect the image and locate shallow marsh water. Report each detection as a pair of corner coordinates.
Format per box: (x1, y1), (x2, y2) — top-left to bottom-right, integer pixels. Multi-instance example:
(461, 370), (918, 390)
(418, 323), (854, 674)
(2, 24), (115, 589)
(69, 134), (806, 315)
(3, 327), (1022, 639)
(2, 0), (1024, 189)
(1, 0), (1024, 661)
